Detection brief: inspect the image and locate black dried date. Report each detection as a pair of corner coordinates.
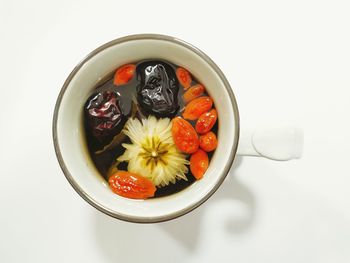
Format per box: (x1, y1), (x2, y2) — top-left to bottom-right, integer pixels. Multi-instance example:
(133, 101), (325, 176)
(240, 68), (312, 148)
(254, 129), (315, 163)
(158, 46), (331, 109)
(85, 90), (124, 140)
(136, 61), (179, 117)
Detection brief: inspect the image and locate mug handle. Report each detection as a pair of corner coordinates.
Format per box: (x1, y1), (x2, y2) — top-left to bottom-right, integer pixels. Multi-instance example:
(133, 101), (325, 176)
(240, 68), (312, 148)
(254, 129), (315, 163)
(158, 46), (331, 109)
(236, 126), (303, 161)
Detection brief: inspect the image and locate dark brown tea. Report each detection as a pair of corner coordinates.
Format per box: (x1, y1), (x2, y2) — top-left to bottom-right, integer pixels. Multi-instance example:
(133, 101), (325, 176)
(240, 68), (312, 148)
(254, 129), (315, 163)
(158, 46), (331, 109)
(84, 59), (218, 199)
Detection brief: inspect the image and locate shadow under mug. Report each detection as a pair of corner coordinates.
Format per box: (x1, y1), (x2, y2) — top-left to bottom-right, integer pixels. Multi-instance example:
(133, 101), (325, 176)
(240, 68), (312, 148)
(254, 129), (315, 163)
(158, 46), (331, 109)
(53, 34), (302, 223)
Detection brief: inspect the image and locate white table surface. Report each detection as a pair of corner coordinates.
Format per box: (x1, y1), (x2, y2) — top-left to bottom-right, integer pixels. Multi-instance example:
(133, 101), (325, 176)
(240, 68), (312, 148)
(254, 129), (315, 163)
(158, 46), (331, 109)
(1, 0), (350, 262)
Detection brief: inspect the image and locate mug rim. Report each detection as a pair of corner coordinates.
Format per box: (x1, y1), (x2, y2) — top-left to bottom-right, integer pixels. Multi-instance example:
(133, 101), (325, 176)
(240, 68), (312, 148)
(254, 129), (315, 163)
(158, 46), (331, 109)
(52, 33), (240, 223)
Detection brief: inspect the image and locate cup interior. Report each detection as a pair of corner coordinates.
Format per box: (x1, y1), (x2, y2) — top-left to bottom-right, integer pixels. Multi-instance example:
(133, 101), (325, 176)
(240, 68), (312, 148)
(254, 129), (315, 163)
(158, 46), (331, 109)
(53, 35), (239, 222)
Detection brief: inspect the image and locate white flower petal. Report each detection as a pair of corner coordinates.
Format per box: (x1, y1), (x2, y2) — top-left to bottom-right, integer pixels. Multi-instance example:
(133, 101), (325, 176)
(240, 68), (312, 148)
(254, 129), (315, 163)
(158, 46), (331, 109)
(117, 116), (189, 187)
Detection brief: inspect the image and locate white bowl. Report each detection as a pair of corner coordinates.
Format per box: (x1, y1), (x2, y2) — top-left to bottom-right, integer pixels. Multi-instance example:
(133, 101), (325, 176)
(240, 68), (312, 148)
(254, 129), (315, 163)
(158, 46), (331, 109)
(53, 34), (239, 223)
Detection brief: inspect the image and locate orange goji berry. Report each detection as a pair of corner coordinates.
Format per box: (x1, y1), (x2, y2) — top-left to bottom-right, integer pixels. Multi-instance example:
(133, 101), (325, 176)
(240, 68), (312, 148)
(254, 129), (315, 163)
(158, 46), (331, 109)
(195, 109), (217, 134)
(183, 84), (205, 104)
(113, 64), (136, 86)
(172, 117), (199, 154)
(109, 171), (156, 199)
(190, 149), (209, 180)
(176, 67), (192, 89)
(183, 96), (213, 120)
(199, 132), (218, 152)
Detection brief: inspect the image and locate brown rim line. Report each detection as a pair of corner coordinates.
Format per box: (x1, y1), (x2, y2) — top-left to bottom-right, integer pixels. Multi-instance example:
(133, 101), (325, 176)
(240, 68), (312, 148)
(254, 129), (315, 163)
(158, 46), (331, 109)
(52, 34), (240, 223)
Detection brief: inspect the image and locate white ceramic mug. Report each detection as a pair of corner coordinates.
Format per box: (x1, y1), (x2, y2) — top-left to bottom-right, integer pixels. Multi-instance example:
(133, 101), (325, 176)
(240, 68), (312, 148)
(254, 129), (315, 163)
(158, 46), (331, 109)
(53, 34), (303, 223)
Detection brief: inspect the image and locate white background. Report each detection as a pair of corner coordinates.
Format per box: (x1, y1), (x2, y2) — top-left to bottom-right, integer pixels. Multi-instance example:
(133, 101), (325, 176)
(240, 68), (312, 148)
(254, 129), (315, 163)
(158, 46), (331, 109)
(1, 0), (349, 262)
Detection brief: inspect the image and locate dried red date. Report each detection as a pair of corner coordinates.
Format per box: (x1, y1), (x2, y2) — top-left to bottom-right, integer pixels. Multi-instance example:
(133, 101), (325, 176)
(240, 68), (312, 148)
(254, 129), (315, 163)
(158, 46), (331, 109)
(137, 61), (179, 117)
(85, 90), (124, 139)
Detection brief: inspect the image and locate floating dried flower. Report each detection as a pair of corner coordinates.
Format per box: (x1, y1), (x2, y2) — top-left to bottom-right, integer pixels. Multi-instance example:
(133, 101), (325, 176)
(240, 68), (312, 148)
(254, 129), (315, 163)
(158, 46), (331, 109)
(117, 116), (189, 187)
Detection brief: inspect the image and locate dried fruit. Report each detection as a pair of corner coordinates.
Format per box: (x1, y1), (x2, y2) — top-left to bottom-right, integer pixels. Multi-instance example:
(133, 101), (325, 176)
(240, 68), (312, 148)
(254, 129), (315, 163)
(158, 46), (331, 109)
(183, 84), (205, 104)
(113, 64), (136, 86)
(108, 171), (156, 199)
(171, 117), (199, 154)
(183, 96), (213, 120)
(176, 67), (192, 89)
(95, 102), (138, 154)
(137, 61), (179, 117)
(195, 109), (217, 134)
(190, 149), (209, 180)
(199, 132), (218, 152)
(85, 90), (124, 140)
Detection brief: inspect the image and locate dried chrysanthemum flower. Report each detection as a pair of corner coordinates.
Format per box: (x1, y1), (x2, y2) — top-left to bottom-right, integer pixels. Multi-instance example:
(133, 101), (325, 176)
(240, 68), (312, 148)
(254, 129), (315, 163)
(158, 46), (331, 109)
(117, 116), (189, 187)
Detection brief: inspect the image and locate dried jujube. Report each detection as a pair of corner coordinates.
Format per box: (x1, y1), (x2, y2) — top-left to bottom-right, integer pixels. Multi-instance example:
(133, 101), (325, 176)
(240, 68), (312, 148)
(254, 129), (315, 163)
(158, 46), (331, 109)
(85, 90), (124, 140)
(136, 61), (179, 117)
